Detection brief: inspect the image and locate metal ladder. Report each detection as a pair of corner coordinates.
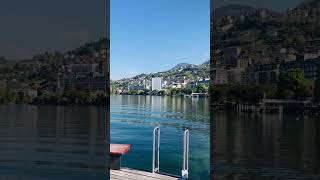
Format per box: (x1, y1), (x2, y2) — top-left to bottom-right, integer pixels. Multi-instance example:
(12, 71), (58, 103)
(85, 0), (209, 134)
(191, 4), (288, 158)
(152, 127), (190, 179)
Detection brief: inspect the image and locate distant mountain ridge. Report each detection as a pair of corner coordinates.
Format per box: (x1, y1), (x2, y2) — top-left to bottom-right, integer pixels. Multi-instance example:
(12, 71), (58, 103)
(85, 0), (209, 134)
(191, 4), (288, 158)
(66, 38), (108, 56)
(213, 0), (319, 20)
(114, 60), (209, 81)
(169, 61), (209, 72)
(212, 5), (257, 20)
(169, 63), (195, 71)
(297, 0), (320, 9)
(212, 4), (285, 21)
(200, 60), (210, 68)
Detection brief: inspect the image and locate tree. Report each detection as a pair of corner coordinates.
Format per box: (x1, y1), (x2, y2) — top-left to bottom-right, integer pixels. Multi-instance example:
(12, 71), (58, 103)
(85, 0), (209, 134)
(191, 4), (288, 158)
(157, 90), (165, 96)
(7, 92), (16, 102)
(315, 67), (320, 103)
(196, 84), (208, 93)
(278, 68), (307, 99)
(0, 81), (6, 95)
(227, 85), (265, 105)
(17, 91), (25, 103)
(164, 88), (172, 96)
(63, 90), (91, 105)
(128, 90), (138, 95)
(211, 86), (227, 104)
(181, 88), (192, 95)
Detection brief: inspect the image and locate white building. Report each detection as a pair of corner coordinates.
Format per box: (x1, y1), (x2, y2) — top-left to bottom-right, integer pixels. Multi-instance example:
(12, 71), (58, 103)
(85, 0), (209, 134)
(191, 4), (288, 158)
(304, 53), (319, 61)
(152, 77), (163, 91)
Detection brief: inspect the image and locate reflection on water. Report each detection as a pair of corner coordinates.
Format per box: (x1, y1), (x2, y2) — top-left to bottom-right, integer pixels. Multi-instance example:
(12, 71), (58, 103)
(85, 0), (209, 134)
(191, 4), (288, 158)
(111, 95), (210, 179)
(211, 109), (320, 180)
(0, 104), (109, 180)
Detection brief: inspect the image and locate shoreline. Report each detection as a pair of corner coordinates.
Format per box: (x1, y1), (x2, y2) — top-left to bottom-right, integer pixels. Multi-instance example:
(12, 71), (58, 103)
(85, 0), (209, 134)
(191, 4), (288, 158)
(211, 103), (320, 116)
(111, 93), (209, 98)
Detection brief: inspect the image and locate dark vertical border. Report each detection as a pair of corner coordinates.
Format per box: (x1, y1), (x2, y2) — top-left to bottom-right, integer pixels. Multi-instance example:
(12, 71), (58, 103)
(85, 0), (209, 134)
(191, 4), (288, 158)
(106, 0), (110, 178)
(210, 0), (220, 179)
(210, 0), (214, 179)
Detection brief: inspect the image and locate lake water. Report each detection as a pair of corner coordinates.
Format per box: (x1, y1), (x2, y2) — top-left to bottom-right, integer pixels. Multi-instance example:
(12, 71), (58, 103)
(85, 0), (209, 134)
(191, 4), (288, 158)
(0, 104), (109, 180)
(2, 96), (319, 179)
(211, 110), (320, 179)
(110, 95), (210, 179)
(0, 95), (210, 179)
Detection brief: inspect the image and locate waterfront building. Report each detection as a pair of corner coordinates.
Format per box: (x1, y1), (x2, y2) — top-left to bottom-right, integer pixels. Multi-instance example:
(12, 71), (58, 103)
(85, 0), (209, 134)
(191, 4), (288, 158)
(63, 73), (108, 91)
(212, 68), (243, 85)
(304, 51), (319, 61)
(242, 63), (280, 85)
(280, 58), (320, 80)
(212, 68), (228, 85)
(236, 56), (251, 69)
(280, 48), (298, 62)
(152, 77), (163, 91)
(280, 60), (304, 72)
(257, 63), (280, 85)
(144, 83), (151, 90)
(227, 69), (243, 85)
(304, 40), (320, 60)
(241, 69), (256, 85)
(128, 84), (145, 91)
(198, 79), (210, 86)
(63, 63), (100, 75)
(181, 79), (189, 89)
(304, 58), (320, 80)
(142, 80), (152, 90)
(170, 82), (182, 89)
(7, 80), (38, 100)
(187, 81), (198, 89)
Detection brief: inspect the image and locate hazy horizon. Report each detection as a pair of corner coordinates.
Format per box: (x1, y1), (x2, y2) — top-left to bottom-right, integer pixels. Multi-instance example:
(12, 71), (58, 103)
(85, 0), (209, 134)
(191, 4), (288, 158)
(211, 0), (304, 12)
(111, 60), (209, 81)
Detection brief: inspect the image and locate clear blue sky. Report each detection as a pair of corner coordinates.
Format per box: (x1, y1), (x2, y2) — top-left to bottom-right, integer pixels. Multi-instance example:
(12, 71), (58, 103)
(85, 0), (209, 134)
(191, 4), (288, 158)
(111, 0), (210, 80)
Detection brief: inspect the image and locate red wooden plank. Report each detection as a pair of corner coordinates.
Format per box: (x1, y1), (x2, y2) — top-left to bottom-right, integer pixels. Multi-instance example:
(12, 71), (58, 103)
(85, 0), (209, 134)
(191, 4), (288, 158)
(110, 144), (132, 156)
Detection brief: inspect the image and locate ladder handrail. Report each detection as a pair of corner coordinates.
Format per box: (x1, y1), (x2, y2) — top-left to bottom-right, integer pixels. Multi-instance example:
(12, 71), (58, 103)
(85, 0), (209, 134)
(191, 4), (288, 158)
(182, 129), (189, 178)
(152, 127), (190, 179)
(152, 127), (160, 173)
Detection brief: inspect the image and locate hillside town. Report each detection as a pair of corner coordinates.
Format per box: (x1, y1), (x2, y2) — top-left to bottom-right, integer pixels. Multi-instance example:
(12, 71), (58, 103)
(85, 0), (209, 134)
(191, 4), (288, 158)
(0, 38), (110, 105)
(111, 61), (210, 96)
(210, 1), (320, 108)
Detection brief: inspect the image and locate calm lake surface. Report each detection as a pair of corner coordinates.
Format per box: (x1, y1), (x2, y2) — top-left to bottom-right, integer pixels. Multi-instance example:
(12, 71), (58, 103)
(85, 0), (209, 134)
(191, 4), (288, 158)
(211, 110), (320, 180)
(110, 95), (210, 179)
(0, 104), (109, 180)
(1, 96), (319, 179)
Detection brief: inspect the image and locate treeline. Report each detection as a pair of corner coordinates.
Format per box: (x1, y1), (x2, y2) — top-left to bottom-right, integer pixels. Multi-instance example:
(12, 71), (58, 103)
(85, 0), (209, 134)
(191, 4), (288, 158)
(32, 90), (108, 106)
(211, 68), (320, 105)
(0, 88), (108, 106)
(66, 38), (108, 56)
(118, 84), (209, 96)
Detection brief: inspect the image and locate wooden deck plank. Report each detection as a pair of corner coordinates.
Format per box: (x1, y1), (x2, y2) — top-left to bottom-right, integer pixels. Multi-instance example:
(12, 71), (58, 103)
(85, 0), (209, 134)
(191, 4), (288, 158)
(120, 168), (178, 179)
(111, 172), (158, 180)
(110, 168), (178, 180)
(112, 170), (169, 180)
(110, 172), (140, 180)
(111, 170), (156, 180)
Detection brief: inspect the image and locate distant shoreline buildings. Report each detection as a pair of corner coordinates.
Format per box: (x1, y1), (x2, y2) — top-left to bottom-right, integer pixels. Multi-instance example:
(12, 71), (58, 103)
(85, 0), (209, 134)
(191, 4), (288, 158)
(111, 61), (210, 95)
(0, 38), (110, 104)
